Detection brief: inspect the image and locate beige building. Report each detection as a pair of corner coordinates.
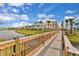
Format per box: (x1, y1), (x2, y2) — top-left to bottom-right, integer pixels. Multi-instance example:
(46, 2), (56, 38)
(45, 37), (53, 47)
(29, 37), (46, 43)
(19, 19), (58, 30)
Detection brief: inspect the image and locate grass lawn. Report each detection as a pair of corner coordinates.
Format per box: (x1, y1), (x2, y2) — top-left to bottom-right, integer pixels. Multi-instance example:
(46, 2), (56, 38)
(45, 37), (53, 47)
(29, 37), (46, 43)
(0, 39), (6, 42)
(68, 31), (79, 45)
(11, 29), (51, 36)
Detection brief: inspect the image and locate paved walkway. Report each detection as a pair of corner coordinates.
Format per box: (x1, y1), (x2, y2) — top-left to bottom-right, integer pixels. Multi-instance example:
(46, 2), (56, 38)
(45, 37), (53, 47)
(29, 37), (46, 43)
(38, 31), (62, 56)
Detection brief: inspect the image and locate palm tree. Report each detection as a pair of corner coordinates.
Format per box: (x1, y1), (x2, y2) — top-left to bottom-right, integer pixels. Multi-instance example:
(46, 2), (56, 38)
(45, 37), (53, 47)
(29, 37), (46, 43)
(39, 21), (43, 24)
(54, 22), (57, 30)
(69, 19), (74, 34)
(51, 21), (55, 30)
(65, 19), (68, 35)
(47, 20), (51, 29)
(55, 22), (58, 30)
(61, 21), (64, 31)
(76, 23), (79, 31)
(34, 22), (39, 29)
(39, 21), (43, 29)
(53, 21), (55, 30)
(75, 19), (79, 31)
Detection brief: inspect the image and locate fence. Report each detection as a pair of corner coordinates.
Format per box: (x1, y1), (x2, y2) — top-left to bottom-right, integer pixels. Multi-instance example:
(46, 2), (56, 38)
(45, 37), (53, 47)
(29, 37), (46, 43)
(0, 30), (58, 56)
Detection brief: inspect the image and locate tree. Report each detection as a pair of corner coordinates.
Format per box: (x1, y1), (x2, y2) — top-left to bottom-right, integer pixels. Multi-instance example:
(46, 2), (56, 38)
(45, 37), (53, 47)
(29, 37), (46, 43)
(39, 21), (43, 29)
(69, 19), (74, 34)
(65, 19), (68, 35)
(47, 20), (51, 29)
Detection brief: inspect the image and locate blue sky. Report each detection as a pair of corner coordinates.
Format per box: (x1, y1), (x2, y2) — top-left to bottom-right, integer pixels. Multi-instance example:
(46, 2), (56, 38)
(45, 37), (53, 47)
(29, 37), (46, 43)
(0, 3), (79, 28)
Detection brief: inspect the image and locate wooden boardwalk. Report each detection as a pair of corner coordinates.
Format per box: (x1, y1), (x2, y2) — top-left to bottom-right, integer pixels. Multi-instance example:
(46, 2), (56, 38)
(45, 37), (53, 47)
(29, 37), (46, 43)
(38, 31), (62, 56)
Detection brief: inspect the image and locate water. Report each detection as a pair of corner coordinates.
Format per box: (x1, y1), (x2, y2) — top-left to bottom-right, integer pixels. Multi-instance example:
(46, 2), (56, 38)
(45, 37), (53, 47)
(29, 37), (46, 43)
(0, 30), (25, 40)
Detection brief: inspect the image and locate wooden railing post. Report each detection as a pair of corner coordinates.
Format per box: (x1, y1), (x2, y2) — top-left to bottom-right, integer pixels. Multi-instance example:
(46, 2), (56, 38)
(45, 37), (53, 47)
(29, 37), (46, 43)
(13, 36), (20, 56)
(0, 49), (1, 56)
(42, 35), (45, 46)
(0, 49), (4, 56)
(61, 21), (64, 55)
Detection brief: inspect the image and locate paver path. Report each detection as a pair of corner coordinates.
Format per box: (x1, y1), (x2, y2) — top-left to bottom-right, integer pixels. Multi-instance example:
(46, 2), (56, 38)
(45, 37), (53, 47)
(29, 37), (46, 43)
(38, 31), (62, 56)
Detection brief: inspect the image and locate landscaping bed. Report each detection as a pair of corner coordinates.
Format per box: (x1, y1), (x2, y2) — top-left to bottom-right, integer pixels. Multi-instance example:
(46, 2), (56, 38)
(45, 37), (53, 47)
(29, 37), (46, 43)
(67, 31), (79, 45)
(0, 39), (6, 42)
(10, 29), (51, 36)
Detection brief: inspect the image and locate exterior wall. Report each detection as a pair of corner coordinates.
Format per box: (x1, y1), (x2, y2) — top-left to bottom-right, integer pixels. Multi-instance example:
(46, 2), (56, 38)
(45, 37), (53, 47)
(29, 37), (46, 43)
(74, 19), (79, 30)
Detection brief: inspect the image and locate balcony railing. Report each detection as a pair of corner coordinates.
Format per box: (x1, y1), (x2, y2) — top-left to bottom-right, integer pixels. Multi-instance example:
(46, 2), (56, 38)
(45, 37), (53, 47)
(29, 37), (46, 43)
(0, 30), (58, 56)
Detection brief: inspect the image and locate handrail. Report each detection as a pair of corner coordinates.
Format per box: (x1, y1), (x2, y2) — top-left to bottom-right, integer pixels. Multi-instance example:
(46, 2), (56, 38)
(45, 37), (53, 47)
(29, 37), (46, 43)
(0, 30), (58, 56)
(63, 34), (79, 56)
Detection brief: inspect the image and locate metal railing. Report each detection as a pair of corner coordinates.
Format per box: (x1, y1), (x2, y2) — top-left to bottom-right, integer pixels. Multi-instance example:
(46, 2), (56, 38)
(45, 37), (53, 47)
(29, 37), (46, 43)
(0, 30), (58, 56)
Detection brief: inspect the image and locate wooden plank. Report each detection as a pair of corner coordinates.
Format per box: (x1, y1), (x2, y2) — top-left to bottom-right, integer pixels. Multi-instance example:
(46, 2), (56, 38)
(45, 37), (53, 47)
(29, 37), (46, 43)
(0, 40), (15, 49)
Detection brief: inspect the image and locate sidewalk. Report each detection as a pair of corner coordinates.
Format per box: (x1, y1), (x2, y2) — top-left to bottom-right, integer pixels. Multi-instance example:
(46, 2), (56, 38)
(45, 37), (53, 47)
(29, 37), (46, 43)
(38, 31), (62, 56)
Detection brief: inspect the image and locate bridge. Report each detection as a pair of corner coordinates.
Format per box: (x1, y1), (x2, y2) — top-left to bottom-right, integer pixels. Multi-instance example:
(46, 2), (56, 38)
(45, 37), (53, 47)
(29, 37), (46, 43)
(0, 30), (79, 56)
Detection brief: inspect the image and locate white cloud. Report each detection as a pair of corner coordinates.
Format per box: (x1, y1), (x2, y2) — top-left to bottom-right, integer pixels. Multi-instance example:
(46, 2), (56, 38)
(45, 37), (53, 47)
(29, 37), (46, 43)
(0, 14), (15, 21)
(36, 19), (43, 22)
(0, 6), (19, 14)
(8, 3), (24, 7)
(48, 14), (55, 18)
(37, 14), (55, 22)
(38, 3), (44, 8)
(19, 14), (29, 20)
(65, 16), (74, 19)
(43, 5), (56, 13)
(36, 19), (47, 22)
(0, 3), (4, 6)
(8, 3), (32, 7)
(26, 3), (32, 6)
(1, 8), (9, 14)
(19, 22), (32, 26)
(0, 22), (25, 28)
(12, 8), (19, 13)
(13, 22), (32, 27)
(0, 14), (29, 21)
(36, 18), (55, 22)
(17, 21), (26, 27)
(37, 13), (55, 19)
(66, 10), (76, 14)
(26, 7), (29, 9)
(37, 14), (47, 18)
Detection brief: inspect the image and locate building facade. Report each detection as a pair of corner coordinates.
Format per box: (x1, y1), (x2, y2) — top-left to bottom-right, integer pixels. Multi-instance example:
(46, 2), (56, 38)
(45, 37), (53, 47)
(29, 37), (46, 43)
(16, 19), (58, 30)
(74, 17), (79, 30)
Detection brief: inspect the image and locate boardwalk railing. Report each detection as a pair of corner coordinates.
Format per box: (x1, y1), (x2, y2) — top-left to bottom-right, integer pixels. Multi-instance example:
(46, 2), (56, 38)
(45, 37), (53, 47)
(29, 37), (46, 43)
(0, 30), (58, 56)
(62, 33), (79, 56)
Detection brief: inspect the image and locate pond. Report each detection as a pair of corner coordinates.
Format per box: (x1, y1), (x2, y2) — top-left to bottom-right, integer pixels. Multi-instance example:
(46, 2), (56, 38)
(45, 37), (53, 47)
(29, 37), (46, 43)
(0, 30), (25, 40)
